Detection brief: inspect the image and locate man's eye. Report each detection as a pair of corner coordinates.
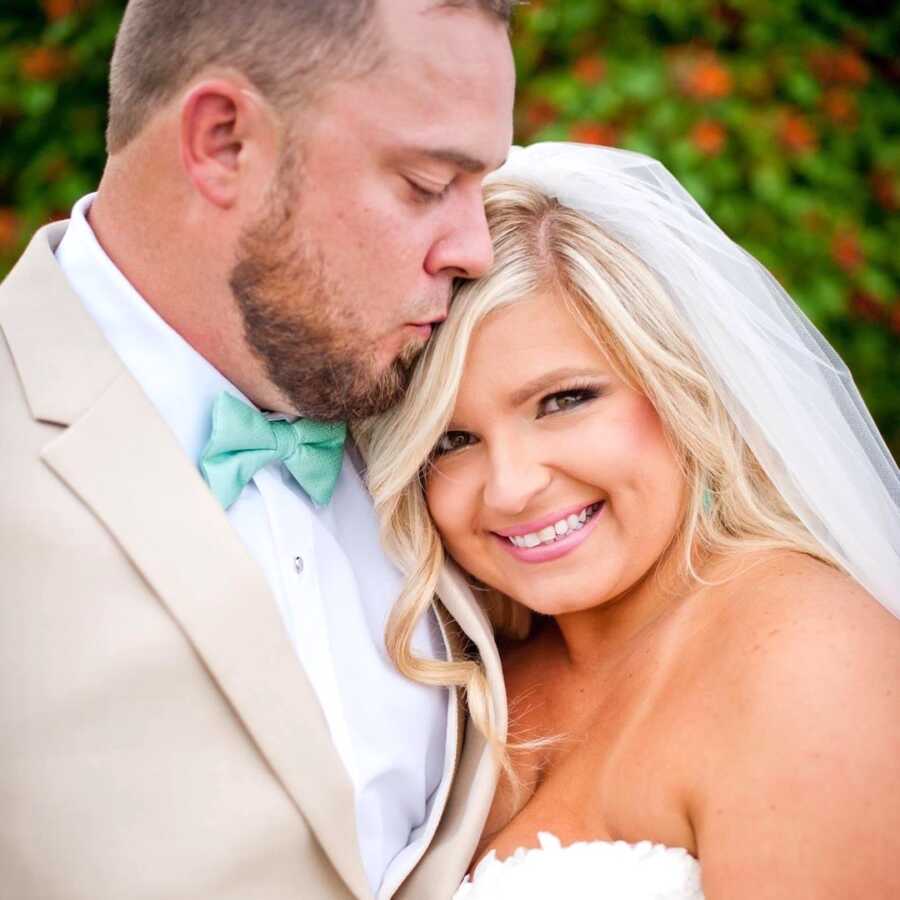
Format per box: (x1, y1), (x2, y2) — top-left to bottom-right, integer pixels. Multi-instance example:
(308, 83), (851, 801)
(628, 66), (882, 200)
(539, 387), (600, 416)
(433, 430), (475, 456)
(407, 179), (451, 204)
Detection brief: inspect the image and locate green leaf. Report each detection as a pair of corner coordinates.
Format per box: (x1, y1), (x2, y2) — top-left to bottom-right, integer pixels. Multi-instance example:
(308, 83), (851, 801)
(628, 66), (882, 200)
(19, 81), (56, 116)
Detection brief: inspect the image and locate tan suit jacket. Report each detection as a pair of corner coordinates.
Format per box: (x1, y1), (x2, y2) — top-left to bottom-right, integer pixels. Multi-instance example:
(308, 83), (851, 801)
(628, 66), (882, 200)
(0, 223), (506, 899)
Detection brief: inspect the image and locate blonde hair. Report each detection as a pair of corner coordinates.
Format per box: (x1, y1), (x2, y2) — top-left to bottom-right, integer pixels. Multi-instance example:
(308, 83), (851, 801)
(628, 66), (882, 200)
(358, 178), (834, 768)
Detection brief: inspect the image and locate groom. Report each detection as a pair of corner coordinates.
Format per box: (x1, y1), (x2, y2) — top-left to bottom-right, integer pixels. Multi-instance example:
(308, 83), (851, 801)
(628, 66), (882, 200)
(0, 2), (514, 898)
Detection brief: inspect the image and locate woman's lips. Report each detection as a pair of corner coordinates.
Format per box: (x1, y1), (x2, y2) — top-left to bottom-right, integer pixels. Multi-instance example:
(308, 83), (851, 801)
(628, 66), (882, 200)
(494, 500), (602, 538)
(492, 501), (605, 564)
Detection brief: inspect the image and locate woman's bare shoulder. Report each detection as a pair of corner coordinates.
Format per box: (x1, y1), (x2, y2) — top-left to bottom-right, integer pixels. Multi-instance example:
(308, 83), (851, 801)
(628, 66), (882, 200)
(699, 549), (897, 661)
(690, 548), (899, 791)
(690, 550), (898, 715)
(687, 558), (900, 893)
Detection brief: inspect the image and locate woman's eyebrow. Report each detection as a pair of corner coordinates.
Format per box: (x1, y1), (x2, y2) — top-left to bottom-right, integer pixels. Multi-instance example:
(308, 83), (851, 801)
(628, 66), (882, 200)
(508, 367), (608, 407)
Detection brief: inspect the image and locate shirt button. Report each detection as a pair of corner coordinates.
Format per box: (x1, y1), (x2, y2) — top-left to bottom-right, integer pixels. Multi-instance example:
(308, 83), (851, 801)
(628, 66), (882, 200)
(293, 555), (304, 574)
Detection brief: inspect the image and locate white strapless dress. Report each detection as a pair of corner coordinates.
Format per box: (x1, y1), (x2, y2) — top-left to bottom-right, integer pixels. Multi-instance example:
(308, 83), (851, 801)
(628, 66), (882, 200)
(453, 832), (704, 900)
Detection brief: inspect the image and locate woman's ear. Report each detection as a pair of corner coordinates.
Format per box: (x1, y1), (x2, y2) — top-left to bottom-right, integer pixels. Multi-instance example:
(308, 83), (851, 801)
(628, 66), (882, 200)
(179, 78), (277, 209)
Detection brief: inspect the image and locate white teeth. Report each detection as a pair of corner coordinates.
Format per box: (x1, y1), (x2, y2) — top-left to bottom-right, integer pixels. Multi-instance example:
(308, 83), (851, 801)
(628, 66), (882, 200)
(538, 525), (557, 542)
(506, 503), (601, 550)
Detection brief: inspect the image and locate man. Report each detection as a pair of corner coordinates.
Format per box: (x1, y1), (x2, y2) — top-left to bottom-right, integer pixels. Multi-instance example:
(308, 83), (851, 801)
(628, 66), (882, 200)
(0, 1), (515, 897)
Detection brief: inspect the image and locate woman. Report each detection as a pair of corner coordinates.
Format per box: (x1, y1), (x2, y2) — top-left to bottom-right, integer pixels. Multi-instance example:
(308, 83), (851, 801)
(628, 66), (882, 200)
(362, 143), (900, 898)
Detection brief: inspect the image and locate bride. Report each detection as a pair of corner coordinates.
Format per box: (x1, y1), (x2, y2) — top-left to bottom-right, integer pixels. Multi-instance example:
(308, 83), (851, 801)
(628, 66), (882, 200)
(362, 143), (900, 898)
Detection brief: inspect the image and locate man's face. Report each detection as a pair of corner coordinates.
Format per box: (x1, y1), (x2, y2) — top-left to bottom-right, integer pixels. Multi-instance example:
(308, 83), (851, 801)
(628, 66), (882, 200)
(230, 2), (515, 421)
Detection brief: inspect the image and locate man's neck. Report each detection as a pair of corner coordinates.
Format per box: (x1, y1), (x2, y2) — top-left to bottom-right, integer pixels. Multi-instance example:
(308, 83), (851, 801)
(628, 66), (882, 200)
(88, 165), (288, 413)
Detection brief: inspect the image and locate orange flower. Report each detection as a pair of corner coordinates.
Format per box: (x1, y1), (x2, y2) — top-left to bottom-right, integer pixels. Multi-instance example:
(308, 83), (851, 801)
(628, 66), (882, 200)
(833, 50), (870, 86)
(573, 55), (607, 86)
(42, 0), (81, 20)
(890, 304), (900, 336)
(675, 52), (733, 100)
(830, 230), (864, 273)
(778, 112), (818, 155)
(821, 88), (858, 126)
(20, 46), (69, 81)
(850, 291), (882, 323)
(522, 98), (559, 132)
(569, 122), (618, 146)
(691, 119), (727, 156)
(809, 47), (870, 86)
(0, 209), (19, 251)
(870, 169), (898, 212)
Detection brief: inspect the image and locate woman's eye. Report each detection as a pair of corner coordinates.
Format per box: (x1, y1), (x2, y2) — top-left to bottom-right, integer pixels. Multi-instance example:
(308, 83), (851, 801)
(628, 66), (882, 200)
(433, 430), (475, 456)
(539, 388), (599, 416)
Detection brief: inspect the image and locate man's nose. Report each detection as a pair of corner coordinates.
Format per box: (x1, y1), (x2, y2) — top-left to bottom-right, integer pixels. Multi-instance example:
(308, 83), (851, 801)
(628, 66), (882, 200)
(425, 194), (495, 280)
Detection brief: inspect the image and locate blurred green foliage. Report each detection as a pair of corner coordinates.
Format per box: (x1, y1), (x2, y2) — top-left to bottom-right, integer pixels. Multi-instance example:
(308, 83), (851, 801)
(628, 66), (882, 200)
(1, 0), (898, 455)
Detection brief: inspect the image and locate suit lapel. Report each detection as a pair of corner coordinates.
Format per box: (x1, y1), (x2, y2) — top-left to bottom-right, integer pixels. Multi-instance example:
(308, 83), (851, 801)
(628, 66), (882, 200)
(0, 225), (373, 900)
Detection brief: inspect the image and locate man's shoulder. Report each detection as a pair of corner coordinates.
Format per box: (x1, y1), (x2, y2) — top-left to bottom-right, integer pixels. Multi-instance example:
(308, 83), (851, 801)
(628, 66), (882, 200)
(1, 220), (127, 431)
(0, 221), (72, 384)
(0, 220), (69, 303)
(0, 299), (62, 487)
(0, 273), (40, 430)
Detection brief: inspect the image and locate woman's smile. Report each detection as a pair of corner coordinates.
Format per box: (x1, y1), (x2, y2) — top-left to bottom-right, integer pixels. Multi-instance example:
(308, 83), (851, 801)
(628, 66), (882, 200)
(491, 500), (605, 564)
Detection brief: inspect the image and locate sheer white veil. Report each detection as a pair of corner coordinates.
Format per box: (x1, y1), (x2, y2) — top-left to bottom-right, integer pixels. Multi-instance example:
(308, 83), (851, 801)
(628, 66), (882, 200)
(487, 142), (900, 617)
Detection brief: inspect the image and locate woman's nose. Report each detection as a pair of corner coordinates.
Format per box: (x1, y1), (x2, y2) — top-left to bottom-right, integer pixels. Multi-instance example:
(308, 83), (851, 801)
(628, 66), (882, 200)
(481, 441), (551, 518)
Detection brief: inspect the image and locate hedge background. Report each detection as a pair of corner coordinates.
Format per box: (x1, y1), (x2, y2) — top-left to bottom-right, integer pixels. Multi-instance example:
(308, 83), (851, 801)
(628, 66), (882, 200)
(1, 1), (898, 458)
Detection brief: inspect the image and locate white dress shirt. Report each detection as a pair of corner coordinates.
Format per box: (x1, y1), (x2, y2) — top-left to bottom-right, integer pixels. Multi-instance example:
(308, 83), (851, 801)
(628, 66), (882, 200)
(55, 194), (455, 896)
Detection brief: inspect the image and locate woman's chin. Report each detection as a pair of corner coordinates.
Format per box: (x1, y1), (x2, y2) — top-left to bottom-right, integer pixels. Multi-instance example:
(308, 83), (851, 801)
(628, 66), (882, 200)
(504, 579), (612, 616)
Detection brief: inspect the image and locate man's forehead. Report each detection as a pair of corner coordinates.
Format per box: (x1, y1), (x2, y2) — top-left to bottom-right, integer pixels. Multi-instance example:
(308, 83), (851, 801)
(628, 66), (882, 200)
(307, 0), (513, 171)
(373, 6), (513, 107)
(375, 0), (509, 58)
(338, 3), (514, 160)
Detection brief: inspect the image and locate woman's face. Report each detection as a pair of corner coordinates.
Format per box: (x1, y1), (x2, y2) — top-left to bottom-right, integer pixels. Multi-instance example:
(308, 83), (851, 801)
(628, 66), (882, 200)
(425, 291), (686, 617)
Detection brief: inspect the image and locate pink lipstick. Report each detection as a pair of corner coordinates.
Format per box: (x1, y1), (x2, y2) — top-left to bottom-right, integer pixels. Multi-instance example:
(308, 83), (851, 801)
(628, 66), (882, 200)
(492, 501), (604, 564)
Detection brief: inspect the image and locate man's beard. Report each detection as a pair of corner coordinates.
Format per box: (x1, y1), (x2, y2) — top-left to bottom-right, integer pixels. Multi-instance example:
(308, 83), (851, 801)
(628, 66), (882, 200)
(228, 169), (422, 422)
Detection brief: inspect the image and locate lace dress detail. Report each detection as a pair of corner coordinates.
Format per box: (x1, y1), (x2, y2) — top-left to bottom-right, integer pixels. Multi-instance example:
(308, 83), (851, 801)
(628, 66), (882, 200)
(453, 832), (704, 900)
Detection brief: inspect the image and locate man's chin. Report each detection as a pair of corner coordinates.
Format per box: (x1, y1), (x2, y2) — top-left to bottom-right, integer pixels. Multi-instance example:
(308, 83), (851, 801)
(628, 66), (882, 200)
(317, 354), (415, 421)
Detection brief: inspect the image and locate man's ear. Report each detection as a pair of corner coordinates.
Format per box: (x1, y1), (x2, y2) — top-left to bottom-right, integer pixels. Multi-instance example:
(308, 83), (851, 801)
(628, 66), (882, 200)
(180, 78), (276, 209)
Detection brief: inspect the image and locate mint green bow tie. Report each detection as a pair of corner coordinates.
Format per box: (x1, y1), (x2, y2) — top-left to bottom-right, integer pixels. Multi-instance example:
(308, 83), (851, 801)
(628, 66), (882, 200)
(200, 392), (347, 509)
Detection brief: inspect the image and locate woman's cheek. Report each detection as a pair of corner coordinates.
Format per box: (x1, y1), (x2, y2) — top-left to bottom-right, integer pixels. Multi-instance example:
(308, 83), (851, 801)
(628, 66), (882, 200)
(595, 399), (668, 473)
(426, 468), (470, 548)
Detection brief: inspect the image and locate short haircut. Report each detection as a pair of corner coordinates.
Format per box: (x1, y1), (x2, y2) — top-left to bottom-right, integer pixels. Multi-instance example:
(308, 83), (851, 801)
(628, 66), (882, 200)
(106, 0), (516, 153)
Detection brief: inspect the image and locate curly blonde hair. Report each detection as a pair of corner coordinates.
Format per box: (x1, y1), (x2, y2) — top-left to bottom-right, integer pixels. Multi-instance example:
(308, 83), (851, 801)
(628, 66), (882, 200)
(357, 178), (834, 766)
